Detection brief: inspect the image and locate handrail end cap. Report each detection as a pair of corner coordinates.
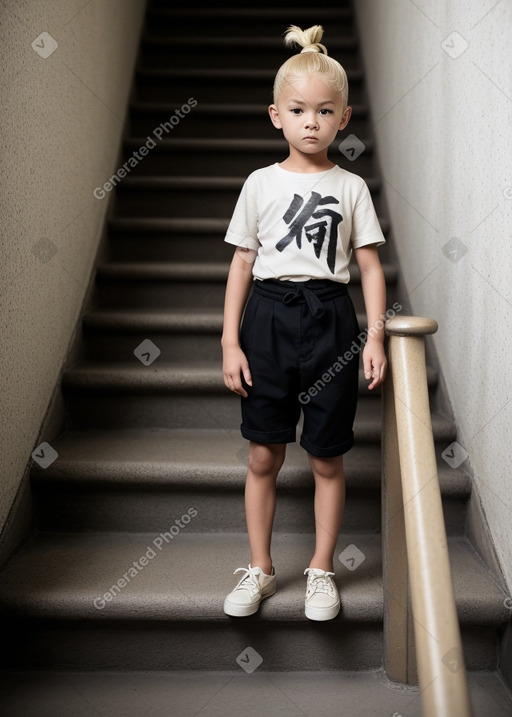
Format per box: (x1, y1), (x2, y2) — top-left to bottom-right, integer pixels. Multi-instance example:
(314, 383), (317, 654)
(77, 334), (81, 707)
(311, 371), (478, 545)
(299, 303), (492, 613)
(385, 315), (438, 337)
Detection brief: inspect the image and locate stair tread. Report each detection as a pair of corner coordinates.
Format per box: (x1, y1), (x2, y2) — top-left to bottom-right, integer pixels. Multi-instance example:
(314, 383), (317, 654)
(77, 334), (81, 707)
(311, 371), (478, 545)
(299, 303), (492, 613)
(147, 8), (353, 20)
(109, 216), (230, 232)
(30, 427), (379, 485)
(141, 36), (358, 49)
(82, 305), (397, 331)
(116, 175), (381, 192)
(96, 261), (229, 280)
(61, 362), (432, 397)
(1, 670), (510, 717)
(0, 532), (507, 625)
(83, 306), (226, 331)
(137, 67), (362, 78)
(107, 215), (391, 236)
(95, 261), (397, 282)
(117, 176), (246, 189)
(30, 427), (470, 496)
(58, 367), (455, 440)
(130, 101), (368, 116)
(123, 136), (372, 150)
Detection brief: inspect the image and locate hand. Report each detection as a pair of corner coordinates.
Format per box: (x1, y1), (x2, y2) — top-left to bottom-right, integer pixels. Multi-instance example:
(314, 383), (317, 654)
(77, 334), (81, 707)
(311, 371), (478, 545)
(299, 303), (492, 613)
(222, 344), (252, 397)
(363, 339), (387, 390)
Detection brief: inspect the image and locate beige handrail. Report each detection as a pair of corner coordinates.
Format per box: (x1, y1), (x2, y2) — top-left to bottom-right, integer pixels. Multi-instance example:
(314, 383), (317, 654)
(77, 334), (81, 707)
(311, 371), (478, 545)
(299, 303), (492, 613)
(381, 316), (473, 717)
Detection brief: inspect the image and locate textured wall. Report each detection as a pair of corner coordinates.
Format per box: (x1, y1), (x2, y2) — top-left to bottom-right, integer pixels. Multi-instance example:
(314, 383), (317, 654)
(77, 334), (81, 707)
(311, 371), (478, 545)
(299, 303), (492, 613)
(0, 0), (146, 531)
(354, 1), (512, 587)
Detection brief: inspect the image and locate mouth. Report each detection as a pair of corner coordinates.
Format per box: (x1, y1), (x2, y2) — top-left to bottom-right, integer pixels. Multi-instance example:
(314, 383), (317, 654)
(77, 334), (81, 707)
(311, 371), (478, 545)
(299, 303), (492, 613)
(303, 136), (318, 142)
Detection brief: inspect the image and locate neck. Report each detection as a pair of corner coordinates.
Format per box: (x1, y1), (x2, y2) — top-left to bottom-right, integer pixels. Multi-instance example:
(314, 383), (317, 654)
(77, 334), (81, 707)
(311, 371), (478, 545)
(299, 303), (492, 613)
(279, 146), (334, 173)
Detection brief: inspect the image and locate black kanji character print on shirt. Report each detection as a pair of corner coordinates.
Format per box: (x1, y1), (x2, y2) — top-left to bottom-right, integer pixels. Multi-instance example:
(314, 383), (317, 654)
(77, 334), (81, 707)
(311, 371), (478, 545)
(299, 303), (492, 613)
(275, 192), (343, 274)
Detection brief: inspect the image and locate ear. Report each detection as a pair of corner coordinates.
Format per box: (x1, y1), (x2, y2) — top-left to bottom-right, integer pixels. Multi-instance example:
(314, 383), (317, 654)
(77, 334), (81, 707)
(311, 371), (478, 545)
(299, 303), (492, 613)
(268, 104), (282, 129)
(338, 105), (352, 131)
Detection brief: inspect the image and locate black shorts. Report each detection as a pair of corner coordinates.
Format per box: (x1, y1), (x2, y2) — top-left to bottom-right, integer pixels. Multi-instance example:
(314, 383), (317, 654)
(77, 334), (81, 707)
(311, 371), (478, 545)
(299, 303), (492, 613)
(239, 278), (362, 458)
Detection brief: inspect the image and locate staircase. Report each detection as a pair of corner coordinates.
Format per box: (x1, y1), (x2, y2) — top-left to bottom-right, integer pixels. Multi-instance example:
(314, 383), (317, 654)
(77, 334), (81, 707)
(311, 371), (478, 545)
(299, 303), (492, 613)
(1, 0), (511, 714)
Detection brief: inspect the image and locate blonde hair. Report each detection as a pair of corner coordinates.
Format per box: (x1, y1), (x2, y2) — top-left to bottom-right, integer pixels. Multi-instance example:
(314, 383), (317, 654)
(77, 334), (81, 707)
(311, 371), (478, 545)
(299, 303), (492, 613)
(273, 25), (349, 107)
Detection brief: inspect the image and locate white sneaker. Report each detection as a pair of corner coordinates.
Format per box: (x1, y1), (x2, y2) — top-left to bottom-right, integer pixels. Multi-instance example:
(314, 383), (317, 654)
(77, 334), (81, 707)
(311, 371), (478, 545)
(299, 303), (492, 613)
(223, 564), (276, 617)
(304, 568), (340, 621)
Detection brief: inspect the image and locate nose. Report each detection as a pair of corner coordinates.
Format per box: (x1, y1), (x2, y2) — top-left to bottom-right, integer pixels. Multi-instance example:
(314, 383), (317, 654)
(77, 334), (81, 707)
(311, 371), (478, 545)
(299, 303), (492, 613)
(304, 112), (318, 129)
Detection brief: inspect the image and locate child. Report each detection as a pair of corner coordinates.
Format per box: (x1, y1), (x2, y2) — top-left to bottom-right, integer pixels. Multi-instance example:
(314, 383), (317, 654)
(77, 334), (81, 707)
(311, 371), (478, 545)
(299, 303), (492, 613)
(221, 25), (387, 621)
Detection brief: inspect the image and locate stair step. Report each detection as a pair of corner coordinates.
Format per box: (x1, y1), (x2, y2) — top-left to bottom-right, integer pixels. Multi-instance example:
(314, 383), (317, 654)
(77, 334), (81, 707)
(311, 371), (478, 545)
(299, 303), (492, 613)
(113, 174), (381, 218)
(1, 670), (510, 717)
(31, 428), (382, 488)
(134, 67), (365, 104)
(0, 532), (507, 670)
(81, 302), (402, 363)
(93, 260), (397, 312)
(95, 260), (396, 282)
(108, 217), (234, 262)
(138, 35), (360, 72)
(106, 215), (391, 263)
(95, 261), (229, 310)
(120, 136), (374, 176)
(30, 427), (468, 492)
(60, 361), (411, 397)
(150, 0), (353, 9)
(141, 36), (358, 51)
(30, 428), (470, 534)
(83, 307), (224, 333)
(129, 100), (369, 139)
(82, 304), (404, 332)
(145, 8), (354, 40)
(83, 311), (367, 362)
(60, 365), (453, 435)
(97, 260), (229, 281)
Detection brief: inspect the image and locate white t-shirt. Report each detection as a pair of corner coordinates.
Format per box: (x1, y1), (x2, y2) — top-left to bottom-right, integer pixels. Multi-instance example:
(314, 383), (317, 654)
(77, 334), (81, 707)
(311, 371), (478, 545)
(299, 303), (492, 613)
(225, 163), (385, 283)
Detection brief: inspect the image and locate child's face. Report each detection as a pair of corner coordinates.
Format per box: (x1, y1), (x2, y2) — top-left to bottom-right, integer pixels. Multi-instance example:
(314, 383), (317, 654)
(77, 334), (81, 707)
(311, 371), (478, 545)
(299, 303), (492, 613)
(269, 72), (351, 156)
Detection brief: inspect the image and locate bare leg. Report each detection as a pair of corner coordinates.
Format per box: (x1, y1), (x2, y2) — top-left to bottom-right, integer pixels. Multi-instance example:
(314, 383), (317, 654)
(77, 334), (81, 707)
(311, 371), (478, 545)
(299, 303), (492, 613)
(244, 442), (286, 575)
(307, 454), (346, 572)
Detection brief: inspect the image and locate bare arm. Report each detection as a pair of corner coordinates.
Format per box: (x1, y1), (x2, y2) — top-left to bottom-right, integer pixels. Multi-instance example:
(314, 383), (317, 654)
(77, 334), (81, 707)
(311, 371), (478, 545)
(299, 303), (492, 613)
(354, 245), (387, 390)
(221, 248), (256, 397)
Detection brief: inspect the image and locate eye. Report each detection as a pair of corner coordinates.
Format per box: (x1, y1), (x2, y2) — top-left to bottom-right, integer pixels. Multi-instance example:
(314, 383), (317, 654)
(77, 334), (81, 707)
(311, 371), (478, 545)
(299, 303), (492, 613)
(291, 108), (303, 115)
(319, 109), (333, 115)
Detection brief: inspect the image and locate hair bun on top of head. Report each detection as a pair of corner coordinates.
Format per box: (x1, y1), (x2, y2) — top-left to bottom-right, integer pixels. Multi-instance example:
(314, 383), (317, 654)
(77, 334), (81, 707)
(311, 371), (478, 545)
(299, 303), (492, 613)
(273, 23), (348, 105)
(284, 24), (328, 56)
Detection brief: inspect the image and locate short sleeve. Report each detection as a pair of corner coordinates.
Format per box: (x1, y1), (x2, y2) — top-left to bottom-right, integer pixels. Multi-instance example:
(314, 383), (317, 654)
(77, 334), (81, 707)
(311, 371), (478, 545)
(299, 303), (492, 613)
(350, 180), (386, 249)
(224, 174), (261, 252)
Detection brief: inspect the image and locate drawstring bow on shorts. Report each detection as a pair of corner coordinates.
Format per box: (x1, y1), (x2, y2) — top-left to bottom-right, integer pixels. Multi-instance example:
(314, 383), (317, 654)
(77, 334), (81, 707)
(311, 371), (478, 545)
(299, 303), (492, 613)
(281, 285), (326, 319)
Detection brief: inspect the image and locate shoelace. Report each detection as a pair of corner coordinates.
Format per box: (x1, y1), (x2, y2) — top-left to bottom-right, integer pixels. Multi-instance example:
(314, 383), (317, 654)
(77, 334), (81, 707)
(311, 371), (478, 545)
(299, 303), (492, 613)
(304, 569), (336, 596)
(232, 566), (263, 596)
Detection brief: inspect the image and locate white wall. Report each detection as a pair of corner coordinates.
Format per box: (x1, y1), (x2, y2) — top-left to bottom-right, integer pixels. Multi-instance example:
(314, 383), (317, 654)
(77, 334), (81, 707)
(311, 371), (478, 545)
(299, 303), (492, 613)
(0, 0), (146, 534)
(354, 0), (512, 587)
